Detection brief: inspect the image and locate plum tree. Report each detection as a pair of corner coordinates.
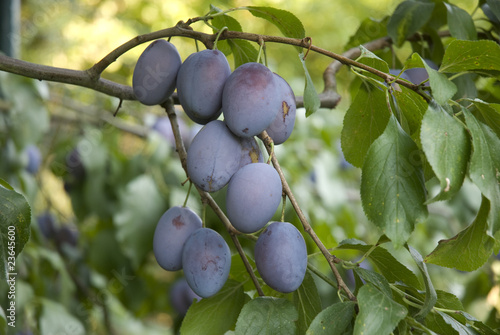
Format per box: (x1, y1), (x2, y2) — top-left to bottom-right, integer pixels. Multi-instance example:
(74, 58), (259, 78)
(4, 2), (500, 334)
(254, 221), (307, 293)
(225, 163), (282, 233)
(153, 206), (202, 271)
(186, 120), (243, 192)
(265, 74), (296, 145)
(169, 278), (201, 316)
(132, 39), (182, 105)
(177, 49), (231, 124)
(182, 228), (231, 298)
(222, 62), (281, 137)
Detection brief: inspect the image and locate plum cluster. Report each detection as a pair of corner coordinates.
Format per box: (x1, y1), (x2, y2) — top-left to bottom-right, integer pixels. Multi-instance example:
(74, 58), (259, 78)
(137, 39), (306, 299)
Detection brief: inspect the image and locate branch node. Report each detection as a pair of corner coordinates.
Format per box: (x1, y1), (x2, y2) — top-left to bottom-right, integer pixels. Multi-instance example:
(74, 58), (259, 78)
(113, 99), (123, 117)
(303, 37), (313, 60)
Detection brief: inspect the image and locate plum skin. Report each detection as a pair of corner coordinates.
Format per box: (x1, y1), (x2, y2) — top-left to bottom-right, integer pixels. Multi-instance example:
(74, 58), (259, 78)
(132, 39), (182, 106)
(265, 74), (296, 145)
(226, 163), (282, 234)
(182, 228), (231, 298)
(186, 120), (243, 192)
(222, 62), (281, 138)
(153, 206), (202, 271)
(254, 221), (307, 293)
(177, 49), (231, 124)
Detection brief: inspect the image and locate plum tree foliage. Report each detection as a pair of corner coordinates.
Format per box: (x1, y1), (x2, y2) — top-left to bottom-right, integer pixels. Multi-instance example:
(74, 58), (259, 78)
(1, 1), (500, 334)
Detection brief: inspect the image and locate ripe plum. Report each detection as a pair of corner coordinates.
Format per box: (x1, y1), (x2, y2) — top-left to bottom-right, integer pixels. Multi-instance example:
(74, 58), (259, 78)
(226, 163), (282, 233)
(133, 40), (182, 105)
(187, 120), (242, 192)
(182, 228), (231, 298)
(254, 222), (307, 293)
(177, 49), (231, 124)
(153, 206), (202, 271)
(222, 62), (281, 137)
(265, 74), (296, 145)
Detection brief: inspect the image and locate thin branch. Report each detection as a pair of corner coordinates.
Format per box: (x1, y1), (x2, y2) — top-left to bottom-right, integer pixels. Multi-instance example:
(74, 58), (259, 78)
(0, 21), (427, 108)
(47, 94), (148, 138)
(0, 53), (135, 100)
(258, 130), (356, 302)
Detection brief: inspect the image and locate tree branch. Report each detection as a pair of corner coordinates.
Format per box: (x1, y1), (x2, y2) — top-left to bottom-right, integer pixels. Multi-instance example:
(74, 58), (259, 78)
(0, 53), (135, 99)
(0, 20), (427, 109)
(161, 99), (265, 297)
(258, 130), (356, 302)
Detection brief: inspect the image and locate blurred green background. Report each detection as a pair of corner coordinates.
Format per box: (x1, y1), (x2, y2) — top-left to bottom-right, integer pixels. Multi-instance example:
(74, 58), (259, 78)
(1, 0), (497, 334)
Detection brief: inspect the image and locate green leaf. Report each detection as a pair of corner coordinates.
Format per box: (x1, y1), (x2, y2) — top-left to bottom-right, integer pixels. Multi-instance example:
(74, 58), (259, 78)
(445, 4), (477, 41)
(420, 103), (471, 202)
(181, 280), (246, 335)
(468, 99), (500, 143)
(353, 47), (392, 87)
(437, 311), (479, 335)
(293, 271), (322, 334)
(440, 40), (500, 74)
(211, 11), (243, 56)
(356, 46), (390, 78)
(0, 74), (50, 148)
(306, 301), (356, 335)
(229, 253), (255, 292)
(246, 6), (305, 39)
(463, 108), (500, 236)
(345, 17), (388, 51)
(391, 86), (428, 136)
(424, 196), (495, 271)
(299, 53), (320, 117)
(408, 245), (437, 320)
(353, 283), (408, 335)
(361, 116), (428, 247)
(410, 53), (457, 105)
(354, 267), (392, 298)
(0, 179), (31, 281)
(0, 306), (6, 335)
(404, 53), (456, 103)
(387, 0), (435, 47)
(228, 39), (259, 68)
(113, 175), (166, 269)
(341, 83), (390, 168)
(336, 241), (422, 289)
(486, 0), (500, 22)
(235, 297), (298, 335)
(40, 299), (85, 335)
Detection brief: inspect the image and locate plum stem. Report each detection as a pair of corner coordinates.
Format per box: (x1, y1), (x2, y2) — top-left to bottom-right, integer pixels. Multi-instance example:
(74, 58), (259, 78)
(183, 181), (193, 207)
(213, 26), (228, 50)
(256, 38), (265, 64)
(281, 193), (286, 222)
